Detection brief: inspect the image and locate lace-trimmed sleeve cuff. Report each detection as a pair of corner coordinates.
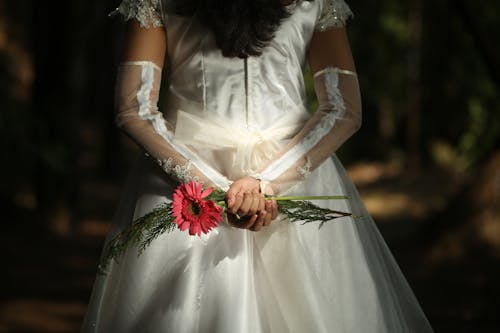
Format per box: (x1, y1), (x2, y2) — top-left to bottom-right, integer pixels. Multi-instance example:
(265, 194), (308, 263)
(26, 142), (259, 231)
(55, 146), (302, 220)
(109, 0), (165, 28)
(315, 0), (353, 31)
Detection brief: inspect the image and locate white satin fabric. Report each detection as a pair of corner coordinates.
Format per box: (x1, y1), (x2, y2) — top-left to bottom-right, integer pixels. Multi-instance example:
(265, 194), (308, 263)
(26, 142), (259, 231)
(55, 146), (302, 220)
(82, 0), (433, 332)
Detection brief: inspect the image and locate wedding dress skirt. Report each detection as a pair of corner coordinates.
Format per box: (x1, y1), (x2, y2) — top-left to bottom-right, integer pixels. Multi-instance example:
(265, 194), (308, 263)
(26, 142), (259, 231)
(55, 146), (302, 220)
(81, 151), (433, 332)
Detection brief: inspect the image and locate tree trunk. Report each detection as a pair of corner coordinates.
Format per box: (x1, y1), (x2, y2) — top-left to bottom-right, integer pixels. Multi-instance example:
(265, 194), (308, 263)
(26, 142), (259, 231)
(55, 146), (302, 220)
(406, 0), (423, 174)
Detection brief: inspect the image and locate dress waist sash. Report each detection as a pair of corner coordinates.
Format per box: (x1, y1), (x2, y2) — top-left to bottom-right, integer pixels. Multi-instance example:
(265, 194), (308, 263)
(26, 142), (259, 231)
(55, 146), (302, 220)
(173, 110), (306, 176)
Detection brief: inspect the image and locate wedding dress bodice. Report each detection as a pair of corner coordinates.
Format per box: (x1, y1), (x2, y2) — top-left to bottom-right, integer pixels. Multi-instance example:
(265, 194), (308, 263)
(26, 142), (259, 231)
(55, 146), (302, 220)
(163, 2), (321, 182)
(163, 2), (318, 128)
(111, 0), (360, 193)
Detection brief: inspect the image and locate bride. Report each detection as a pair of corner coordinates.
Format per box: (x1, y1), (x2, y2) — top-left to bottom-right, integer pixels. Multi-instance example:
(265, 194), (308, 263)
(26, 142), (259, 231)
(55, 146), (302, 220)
(81, 0), (433, 331)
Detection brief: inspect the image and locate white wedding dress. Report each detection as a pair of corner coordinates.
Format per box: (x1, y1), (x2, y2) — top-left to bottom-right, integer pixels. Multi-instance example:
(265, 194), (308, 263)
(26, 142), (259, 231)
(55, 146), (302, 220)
(81, 0), (433, 332)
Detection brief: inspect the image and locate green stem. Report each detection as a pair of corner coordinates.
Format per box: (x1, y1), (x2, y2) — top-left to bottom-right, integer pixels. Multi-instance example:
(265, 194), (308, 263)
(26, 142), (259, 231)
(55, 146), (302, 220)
(217, 195), (348, 207)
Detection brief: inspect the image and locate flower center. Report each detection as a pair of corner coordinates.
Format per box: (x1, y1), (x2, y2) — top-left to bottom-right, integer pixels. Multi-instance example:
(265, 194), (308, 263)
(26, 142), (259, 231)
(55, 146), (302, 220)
(188, 201), (201, 216)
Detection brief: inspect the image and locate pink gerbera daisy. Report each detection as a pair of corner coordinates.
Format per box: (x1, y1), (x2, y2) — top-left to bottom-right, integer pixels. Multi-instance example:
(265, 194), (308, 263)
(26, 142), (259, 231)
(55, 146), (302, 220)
(172, 180), (223, 236)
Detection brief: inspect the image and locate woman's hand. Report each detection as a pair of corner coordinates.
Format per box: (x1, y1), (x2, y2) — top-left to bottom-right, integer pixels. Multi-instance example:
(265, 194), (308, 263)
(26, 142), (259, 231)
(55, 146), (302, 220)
(226, 176), (261, 214)
(226, 177), (279, 231)
(226, 201), (278, 232)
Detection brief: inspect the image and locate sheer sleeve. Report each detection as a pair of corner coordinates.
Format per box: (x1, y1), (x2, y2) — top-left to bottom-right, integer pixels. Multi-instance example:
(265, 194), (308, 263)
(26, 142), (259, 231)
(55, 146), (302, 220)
(254, 67), (361, 195)
(109, 0), (165, 28)
(115, 61), (232, 190)
(315, 0), (354, 31)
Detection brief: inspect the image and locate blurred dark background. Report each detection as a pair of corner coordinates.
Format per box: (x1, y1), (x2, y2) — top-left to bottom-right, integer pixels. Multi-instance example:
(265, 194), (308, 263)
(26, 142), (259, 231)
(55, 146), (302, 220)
(1, 0), (499, 332)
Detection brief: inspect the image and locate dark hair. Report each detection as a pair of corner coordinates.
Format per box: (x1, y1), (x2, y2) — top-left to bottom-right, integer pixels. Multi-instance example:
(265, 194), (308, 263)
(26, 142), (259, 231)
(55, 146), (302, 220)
(169, 0), (312, 58)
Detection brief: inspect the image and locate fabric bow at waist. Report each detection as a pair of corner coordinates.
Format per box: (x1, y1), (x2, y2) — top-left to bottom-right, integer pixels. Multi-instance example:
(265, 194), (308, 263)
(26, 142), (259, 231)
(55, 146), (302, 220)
(173, 110), (305, 175)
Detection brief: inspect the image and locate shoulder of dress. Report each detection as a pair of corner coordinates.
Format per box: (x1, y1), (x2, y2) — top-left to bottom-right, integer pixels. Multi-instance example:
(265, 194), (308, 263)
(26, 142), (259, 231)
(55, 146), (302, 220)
(315, 0), (354, 32)
(109, 0), (165, 29)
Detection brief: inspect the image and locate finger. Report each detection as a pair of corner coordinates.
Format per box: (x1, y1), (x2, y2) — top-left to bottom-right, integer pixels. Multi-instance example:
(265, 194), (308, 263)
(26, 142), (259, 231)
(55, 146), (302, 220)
(270, 199), (278, 220)
(247, 193), (262, 216)
(226, 213), (240, 227)
(231, 192), (245, 214)
(245, 213), (259, 230)
(257, 195), (265, 214)
(227, 212), (254, 229)
(226, 194), (235, 209)
(263, 201), (273, 226)
(226, 212), (241, 227)
(226, 184), (242, 210)
(237, 192), (254, 216)
(250, 211), (266, 231)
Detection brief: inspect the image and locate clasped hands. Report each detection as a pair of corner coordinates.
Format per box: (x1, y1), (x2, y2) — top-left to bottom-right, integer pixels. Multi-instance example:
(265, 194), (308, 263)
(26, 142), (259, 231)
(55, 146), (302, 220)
(225, 176), (278, 232)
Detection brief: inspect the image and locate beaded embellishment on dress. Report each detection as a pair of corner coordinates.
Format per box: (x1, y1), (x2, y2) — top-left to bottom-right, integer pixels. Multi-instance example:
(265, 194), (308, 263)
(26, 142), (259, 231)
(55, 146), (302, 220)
(109, 0), (164, 28)
(315, 0), (353, 31)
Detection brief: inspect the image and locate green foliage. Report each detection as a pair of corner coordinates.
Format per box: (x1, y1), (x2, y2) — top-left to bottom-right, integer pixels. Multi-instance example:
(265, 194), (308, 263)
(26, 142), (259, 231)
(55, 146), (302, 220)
(342, 0), (500, 167)
(98, 203), (176, 274)
(458, 98), (500, 168)
(303, 66), (318, 113)
(277, 199), (352, 228)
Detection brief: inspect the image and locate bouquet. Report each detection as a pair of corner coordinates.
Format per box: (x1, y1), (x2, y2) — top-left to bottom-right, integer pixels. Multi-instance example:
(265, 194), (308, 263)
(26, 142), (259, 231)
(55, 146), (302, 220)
(99, 180), (352, 271)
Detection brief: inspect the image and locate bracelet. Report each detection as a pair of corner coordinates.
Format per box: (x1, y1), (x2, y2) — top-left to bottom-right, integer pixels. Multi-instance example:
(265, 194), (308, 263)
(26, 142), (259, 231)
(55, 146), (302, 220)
(249, 173), (268, 194)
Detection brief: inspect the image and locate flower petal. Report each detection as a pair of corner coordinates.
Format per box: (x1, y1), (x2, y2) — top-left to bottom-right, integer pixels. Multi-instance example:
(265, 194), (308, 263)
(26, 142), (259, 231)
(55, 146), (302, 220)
(201, 186), (214, 198)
